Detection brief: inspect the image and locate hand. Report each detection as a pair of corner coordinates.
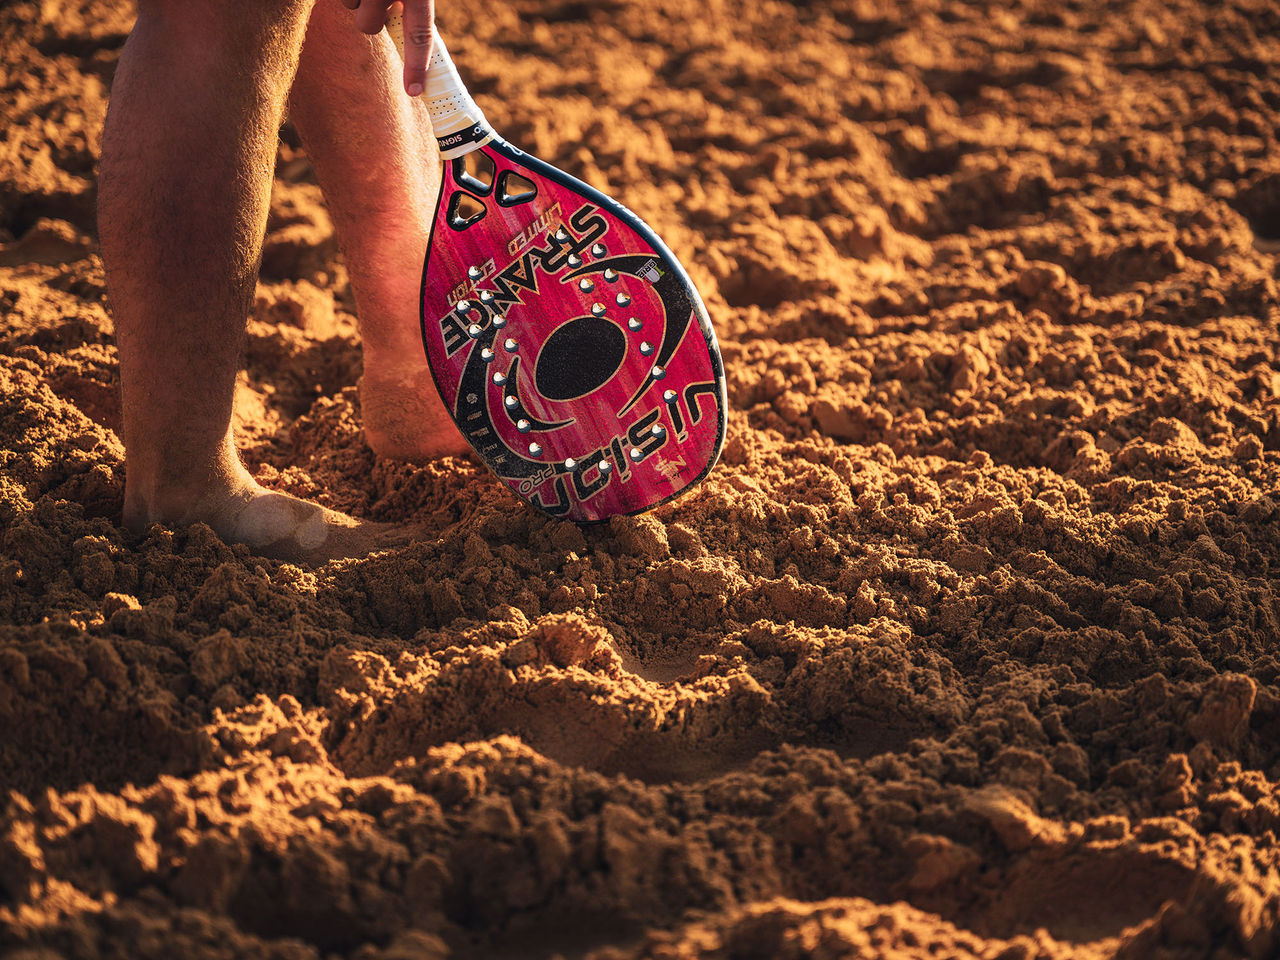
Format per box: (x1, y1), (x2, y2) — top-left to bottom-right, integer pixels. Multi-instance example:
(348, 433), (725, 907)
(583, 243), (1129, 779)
(342, 0), (435, 97)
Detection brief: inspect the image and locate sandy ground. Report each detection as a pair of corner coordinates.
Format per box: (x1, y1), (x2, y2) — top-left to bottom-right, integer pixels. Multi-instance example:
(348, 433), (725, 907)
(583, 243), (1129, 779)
(3, 0), (1280, 957)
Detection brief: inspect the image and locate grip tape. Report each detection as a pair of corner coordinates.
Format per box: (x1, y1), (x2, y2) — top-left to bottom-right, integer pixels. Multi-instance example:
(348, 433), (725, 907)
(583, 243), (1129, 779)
(385, 15), (494, 160)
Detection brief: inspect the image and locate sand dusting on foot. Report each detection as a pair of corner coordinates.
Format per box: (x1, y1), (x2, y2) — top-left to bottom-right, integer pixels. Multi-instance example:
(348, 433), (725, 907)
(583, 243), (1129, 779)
(3, 0), (1280, 957)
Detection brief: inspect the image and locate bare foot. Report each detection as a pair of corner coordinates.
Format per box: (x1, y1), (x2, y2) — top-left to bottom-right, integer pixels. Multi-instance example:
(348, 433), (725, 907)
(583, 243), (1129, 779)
(215, 484), (419, 563)
(359, 350), (470, 462)
(125, 469), (418, 564)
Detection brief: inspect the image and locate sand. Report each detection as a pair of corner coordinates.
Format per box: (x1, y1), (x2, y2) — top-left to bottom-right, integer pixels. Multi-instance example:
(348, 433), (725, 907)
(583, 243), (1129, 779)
(2, 0), (1279, 957)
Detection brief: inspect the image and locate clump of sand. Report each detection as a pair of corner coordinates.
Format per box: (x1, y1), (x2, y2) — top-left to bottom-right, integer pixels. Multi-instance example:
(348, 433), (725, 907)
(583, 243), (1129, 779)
(2, 0), (1279, 957)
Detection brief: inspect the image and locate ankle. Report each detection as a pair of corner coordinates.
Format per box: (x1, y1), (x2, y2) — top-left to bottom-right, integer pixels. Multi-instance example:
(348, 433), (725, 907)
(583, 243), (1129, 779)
(362, 340), (429, 377)
(122, 453), (257, 533)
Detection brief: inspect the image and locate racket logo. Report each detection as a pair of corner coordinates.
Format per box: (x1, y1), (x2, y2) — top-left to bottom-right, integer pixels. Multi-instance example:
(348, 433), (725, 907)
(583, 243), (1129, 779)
(507, 201), (564, 257)
(639, 260), (664, 283)
(434, 203), (607, 363)
(653, 455), (688, 484)
(437, 124), (488, 152)
(447, 257), (495, 306)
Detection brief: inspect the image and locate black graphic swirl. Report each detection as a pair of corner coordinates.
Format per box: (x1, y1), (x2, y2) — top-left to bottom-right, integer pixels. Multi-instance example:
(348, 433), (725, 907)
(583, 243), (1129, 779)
(563, 255), (694, 417)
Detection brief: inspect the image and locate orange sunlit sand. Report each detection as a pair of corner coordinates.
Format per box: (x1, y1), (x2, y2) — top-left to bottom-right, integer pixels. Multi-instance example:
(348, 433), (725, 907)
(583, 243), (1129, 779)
(2, 0), (1278, 957)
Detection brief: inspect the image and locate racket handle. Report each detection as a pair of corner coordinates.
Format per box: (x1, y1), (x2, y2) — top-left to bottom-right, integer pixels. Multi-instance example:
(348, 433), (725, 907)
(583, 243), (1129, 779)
(386, 14), (494, 160)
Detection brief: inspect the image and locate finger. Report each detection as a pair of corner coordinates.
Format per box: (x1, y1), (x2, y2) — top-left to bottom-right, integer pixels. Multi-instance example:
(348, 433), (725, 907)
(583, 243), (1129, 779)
(354, 0), (391, 34)
(401, 0), (434, 97)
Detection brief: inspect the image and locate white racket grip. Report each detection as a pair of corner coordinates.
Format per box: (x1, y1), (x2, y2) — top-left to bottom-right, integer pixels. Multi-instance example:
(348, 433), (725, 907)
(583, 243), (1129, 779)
(385, 15), (494, 160)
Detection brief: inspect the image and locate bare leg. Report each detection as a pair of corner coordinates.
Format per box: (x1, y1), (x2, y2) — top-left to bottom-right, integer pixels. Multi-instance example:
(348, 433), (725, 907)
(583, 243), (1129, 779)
(289, 3), (467, 461)
(100, 0), (404, 562)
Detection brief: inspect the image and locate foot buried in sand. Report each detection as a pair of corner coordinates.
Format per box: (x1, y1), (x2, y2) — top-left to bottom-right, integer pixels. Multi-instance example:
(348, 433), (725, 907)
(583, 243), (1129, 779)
(359, 356), (470, 462)
(127, 478), (420, 564)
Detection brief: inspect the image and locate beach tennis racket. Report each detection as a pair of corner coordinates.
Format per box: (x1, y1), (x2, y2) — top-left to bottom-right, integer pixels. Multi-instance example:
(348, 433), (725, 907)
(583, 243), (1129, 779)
(387, 17), (727, 522)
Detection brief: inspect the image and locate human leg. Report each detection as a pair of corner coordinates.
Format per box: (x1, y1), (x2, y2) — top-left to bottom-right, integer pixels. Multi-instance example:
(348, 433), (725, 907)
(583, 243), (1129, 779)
(289, 1), (467, 461)
(100, 0), (399, 561)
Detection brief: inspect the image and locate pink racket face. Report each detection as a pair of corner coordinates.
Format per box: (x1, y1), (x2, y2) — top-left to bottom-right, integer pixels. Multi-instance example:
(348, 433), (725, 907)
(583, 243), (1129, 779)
(420, 138), (727, 522)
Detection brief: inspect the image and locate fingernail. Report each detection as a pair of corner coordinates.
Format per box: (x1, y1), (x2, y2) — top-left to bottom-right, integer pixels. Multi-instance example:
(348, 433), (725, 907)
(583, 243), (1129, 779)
(408, 83), (423, 97)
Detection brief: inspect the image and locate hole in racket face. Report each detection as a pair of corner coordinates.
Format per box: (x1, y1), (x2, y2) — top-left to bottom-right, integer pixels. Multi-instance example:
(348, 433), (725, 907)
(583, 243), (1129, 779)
(447, 191), (486, 230)
(453, 153), (495, 195)
(496, 170), (538, 206)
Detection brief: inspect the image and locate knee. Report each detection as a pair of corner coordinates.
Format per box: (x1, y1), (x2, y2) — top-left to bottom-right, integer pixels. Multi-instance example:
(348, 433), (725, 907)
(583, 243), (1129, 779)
(133, 0), (314, 45)
(130, 0), (316, 97)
